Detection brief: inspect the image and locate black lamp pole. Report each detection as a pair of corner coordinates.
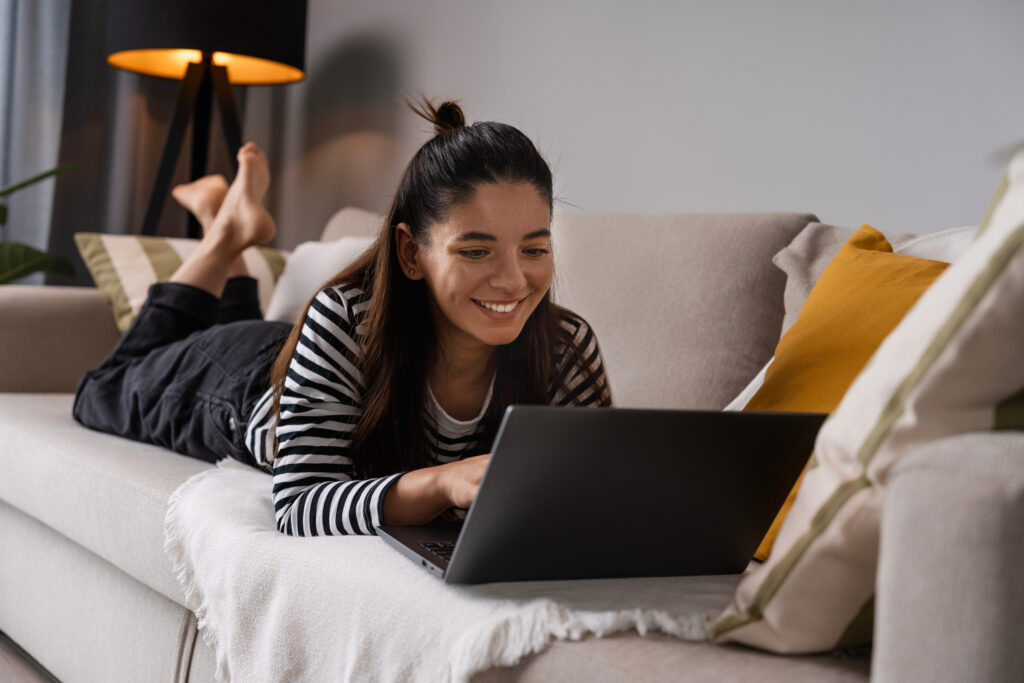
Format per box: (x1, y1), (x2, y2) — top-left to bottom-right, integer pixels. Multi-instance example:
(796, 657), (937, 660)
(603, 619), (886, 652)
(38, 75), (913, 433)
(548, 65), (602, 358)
(141, 54), (243, 238)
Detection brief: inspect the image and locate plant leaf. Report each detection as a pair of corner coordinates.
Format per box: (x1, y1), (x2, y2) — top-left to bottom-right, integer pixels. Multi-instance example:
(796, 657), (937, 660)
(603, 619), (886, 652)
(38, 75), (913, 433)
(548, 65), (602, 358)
(0, 242), (75, 284)
(0, 203), (6, 227)
(0, 163), (79, 198)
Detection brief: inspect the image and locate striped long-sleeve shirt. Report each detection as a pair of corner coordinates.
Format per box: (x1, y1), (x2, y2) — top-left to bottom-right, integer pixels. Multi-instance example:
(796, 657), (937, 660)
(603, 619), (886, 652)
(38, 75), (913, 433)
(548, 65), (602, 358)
(245, 283), (609, 536)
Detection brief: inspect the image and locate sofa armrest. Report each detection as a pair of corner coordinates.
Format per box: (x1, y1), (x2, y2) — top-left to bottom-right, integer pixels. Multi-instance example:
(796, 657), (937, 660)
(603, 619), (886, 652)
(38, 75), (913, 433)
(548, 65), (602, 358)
(0, 286), (120, 392)
(872, 432), (1024, 683)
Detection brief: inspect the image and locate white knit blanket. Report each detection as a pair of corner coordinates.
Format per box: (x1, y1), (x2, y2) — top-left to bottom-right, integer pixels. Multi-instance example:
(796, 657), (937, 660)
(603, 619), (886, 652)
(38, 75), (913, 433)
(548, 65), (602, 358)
(164, 458), (740, 682)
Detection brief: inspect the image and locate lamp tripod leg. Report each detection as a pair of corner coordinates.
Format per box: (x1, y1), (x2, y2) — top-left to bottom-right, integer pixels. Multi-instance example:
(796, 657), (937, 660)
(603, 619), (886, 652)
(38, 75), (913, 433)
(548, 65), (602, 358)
(139, 60), (247, 239)
(211, 64), (243, 176)
(139, 62), (204, 236)
(187, 63), (215, 239)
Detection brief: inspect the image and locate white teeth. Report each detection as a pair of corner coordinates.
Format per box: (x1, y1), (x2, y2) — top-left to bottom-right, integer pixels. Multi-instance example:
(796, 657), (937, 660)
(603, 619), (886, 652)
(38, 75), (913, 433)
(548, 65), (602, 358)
(476, 300), (518, 313)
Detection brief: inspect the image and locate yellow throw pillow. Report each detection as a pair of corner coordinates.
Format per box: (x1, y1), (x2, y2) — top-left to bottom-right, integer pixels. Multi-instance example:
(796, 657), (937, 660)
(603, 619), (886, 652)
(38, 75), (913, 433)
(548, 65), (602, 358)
(749, 224), (948, 561)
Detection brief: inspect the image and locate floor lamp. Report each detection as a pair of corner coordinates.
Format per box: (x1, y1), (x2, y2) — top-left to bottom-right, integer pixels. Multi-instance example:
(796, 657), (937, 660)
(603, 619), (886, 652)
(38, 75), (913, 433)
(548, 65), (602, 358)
(105, 0), (308, 238)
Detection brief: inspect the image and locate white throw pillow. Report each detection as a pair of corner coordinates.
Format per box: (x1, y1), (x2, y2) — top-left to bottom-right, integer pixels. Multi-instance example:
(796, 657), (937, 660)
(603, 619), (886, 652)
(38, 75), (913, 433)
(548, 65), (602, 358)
(264, 236), (375, 323)
(722, 360), (770, 412)
(892, 225), (976, 261)
(708, 152), (1024, 652)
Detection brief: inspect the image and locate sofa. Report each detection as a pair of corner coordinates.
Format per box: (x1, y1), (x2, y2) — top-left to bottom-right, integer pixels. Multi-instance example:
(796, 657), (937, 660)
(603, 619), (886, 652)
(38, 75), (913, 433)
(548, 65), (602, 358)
(1, 209), (1021, 682)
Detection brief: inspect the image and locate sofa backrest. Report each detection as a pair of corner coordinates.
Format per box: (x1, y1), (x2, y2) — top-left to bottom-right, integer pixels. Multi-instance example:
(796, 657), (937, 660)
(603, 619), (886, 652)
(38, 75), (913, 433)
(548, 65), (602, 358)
(321, 207), (384, 241)
(0, 285), (121, 392)
(321, 207), (818, 410)
(321, 207), (818, 409)
(551, 213), (817, 410)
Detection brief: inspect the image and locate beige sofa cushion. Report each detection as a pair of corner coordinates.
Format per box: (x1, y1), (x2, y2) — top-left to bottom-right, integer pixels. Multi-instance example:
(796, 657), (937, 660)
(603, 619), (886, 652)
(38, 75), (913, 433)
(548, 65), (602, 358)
(552, 212), (816, 409)
(0, 394), (211, 605)
(873, 434), (1024, 683)
(0, 499), (197, 683)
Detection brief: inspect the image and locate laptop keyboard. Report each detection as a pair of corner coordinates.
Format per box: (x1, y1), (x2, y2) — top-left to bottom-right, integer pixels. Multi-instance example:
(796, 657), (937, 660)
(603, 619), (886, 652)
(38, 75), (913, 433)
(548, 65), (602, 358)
(421, 541), (456, 562)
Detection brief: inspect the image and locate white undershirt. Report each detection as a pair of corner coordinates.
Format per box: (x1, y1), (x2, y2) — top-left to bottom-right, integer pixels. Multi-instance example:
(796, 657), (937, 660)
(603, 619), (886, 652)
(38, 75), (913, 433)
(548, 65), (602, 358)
(425, 372), (496, 436)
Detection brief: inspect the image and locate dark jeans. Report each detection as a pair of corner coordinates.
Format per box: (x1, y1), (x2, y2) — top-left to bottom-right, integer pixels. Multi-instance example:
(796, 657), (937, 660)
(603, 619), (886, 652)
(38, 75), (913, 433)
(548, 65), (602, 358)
(73, 277), (291, 467)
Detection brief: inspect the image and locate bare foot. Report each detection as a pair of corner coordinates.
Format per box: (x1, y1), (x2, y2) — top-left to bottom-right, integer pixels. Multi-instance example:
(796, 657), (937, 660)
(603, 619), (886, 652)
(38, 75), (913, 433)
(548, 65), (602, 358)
(171, 175), (228, 230)
(207, 142), (276, 251)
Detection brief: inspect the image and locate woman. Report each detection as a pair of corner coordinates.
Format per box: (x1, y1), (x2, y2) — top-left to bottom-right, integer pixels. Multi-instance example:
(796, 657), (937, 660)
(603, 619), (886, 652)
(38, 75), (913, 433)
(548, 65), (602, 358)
(74, 98), (611, 537)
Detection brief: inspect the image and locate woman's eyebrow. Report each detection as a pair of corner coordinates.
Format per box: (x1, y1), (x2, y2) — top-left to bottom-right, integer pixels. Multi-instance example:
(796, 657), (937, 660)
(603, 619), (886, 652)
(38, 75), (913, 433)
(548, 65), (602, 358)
(523, 229), (551, 240)
(452, 229), (551, 243)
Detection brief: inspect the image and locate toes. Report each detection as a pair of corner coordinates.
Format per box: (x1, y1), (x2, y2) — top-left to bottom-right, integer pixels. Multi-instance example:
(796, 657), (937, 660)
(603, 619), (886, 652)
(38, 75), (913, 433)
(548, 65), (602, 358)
(237, 142), (263, 158)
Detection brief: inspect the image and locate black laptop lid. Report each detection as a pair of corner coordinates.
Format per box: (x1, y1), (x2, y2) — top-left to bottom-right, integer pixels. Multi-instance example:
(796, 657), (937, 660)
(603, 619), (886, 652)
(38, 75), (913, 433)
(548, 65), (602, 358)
(442, 406), (826, 584)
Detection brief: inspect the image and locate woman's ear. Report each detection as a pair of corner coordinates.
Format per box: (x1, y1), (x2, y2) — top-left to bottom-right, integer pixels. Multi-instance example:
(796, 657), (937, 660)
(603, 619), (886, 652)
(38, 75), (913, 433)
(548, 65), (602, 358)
(394, 223), (424, 280)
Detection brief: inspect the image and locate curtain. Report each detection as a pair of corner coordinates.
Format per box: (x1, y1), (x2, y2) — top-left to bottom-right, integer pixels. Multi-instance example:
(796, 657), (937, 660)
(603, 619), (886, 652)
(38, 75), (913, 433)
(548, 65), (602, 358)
(0, 0), (71, 285)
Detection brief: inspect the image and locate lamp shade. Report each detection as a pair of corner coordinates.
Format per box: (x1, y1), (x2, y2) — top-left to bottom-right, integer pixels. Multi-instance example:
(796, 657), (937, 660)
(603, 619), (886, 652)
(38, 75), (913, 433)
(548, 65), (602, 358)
(106, 0), (308, 84)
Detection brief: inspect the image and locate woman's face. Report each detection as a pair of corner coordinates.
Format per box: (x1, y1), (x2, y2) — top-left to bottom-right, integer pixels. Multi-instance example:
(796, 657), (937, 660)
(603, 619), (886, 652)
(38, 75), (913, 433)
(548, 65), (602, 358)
(400, 181), (553, 355)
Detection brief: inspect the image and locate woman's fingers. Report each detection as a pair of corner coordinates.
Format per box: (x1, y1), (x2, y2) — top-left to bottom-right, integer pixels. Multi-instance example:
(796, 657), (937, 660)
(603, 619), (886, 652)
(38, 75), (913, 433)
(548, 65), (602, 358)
(440, 454), (490, 508)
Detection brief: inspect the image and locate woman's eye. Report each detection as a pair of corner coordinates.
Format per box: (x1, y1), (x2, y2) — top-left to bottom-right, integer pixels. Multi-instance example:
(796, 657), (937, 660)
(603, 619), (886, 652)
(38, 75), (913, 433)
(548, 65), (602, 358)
(458, 249), (488, 259)
(524, 247), (550, 257)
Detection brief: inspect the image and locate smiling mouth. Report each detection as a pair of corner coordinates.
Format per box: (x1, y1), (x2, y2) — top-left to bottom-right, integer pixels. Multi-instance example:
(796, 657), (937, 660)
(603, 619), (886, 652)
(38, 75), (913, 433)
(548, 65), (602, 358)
(472, 298), (526, 313)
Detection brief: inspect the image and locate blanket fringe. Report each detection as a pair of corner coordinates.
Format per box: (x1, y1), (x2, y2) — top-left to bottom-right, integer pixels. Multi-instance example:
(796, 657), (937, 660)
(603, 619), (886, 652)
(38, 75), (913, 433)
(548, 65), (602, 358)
(163, 464), (235, 683)
(448, 599), (718, 683)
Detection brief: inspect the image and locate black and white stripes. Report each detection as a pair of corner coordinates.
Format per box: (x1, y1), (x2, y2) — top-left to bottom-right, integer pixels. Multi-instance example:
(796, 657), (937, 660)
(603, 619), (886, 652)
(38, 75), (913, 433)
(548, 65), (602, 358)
(550, 314), (606, 406)
(245, 284), (609, 536)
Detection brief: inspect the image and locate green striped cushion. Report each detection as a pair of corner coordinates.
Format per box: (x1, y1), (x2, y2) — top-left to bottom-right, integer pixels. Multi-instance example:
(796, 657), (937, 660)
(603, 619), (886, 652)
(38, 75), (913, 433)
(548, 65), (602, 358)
(74, 233), (288, 332)
(709, 149), (1024, 652)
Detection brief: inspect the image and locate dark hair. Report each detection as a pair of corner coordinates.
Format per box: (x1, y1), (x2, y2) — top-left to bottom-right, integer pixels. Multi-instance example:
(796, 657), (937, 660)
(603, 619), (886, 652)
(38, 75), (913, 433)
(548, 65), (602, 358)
(268, 96), (610, 475)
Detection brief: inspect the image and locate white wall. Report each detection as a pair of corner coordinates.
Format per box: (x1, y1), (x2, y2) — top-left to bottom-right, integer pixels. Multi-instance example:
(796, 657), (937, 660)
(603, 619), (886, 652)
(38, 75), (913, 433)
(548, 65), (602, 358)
(246, 0), (1024, 246)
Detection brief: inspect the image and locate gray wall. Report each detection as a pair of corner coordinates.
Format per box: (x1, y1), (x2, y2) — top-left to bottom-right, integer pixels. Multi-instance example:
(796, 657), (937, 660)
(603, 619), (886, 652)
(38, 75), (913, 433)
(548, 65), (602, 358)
(245, 0), (1024, 247)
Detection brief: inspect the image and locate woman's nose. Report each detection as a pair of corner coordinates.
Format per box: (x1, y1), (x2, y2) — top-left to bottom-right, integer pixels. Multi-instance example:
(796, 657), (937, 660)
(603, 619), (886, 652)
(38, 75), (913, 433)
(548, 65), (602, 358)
(490, 253), (528, 292)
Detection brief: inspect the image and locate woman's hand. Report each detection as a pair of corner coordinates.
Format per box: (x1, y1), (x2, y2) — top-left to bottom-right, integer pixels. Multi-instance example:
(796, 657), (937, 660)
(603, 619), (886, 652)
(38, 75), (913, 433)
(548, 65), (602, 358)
(436, 453), (490, 509)
(381, 454), (491, 525)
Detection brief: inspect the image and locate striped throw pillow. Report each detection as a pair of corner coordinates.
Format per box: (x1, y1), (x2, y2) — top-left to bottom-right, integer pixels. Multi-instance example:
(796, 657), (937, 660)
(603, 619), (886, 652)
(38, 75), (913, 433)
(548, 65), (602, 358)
(708, 149), (1024, 652)
(74, 233), (288, 332)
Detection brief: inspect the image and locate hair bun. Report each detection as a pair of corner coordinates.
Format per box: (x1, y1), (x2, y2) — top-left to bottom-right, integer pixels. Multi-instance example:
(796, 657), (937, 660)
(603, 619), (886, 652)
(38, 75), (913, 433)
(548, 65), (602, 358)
(433, 101), (465, 134)
(406, 94), (466, 136)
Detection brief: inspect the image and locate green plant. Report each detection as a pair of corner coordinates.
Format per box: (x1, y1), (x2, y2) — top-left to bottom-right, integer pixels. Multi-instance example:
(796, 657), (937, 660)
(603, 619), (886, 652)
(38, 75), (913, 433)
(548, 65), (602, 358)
(0, 164), (78, 284)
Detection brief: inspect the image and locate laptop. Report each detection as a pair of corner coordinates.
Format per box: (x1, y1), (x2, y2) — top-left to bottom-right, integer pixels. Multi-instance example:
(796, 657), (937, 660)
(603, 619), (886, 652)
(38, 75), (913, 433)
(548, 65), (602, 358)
(377, 405), (827, 585)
